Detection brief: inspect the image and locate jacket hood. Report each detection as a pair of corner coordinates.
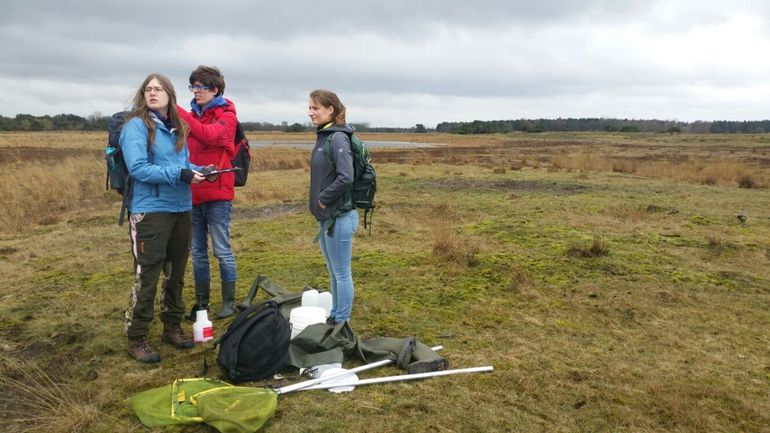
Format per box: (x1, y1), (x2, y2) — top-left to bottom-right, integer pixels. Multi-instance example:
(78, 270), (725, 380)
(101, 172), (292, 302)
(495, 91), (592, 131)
(190, 95), (237, 117)
(316, 123), (355, 136)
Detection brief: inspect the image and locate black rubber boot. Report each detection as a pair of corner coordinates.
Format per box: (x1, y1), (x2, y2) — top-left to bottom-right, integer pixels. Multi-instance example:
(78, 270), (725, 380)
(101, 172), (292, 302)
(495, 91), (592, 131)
(215, 280), (237, 319)
(186, 281), (210, 321)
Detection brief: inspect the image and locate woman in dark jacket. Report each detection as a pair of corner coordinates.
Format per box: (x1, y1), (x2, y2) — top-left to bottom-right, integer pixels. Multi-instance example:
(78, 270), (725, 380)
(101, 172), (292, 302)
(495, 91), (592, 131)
(307, 89), (359, 325)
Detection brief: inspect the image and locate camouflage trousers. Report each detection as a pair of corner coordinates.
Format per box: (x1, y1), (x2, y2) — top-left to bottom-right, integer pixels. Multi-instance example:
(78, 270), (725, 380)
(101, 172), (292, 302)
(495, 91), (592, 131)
(124, 211), (191, 339)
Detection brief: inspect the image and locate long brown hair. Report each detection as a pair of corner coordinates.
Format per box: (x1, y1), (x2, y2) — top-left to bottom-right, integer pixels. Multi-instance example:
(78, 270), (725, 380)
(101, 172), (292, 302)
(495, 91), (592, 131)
(309, 89), (347, 125)
(129, 73), (189, 151)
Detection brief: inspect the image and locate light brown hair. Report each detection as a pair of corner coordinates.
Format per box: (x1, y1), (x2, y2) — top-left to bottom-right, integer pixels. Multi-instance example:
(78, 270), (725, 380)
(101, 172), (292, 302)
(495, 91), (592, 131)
(309, 89), (347, 125)
(129, 73), (189, 151)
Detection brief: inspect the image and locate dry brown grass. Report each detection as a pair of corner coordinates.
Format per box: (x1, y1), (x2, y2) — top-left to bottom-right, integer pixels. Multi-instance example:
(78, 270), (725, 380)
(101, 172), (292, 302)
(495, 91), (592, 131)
(0, 156), (115, 232)
(234, 168), (308, 203)
(566, 236), (610, 258)
(0, 361), (101, 433)
(1, 130), (767, 234)
(427, 201), (486, 268)
(0, 131), (104, 149)
(1, 131), (769, 432)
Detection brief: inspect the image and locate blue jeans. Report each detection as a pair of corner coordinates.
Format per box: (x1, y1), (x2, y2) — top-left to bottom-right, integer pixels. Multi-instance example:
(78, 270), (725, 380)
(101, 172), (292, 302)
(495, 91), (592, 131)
(191, 200), (237, 284)
(318, 210), (359, 323)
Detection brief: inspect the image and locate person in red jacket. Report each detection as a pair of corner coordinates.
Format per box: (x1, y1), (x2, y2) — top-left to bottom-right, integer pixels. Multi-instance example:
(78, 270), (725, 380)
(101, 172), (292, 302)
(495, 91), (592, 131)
(176, 65), (239, 319)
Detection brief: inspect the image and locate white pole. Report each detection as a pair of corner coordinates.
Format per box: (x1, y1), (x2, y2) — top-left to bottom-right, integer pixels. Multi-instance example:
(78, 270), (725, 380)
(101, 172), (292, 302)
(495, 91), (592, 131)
(300, 366), (494, 391)
(277, 345), (444, 395)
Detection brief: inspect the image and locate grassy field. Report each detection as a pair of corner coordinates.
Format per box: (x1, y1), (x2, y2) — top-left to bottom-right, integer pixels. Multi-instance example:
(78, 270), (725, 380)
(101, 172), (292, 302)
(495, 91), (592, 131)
(1, 131), (769, 432)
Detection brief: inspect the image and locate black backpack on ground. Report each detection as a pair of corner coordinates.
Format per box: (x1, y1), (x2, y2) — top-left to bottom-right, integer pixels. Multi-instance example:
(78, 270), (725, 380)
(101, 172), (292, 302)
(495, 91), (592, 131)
(215, 300), (290, 383)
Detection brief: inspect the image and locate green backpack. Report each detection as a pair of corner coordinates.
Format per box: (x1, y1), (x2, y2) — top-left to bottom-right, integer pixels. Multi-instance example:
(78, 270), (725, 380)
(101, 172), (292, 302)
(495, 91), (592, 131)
(316, 131), (376, 240)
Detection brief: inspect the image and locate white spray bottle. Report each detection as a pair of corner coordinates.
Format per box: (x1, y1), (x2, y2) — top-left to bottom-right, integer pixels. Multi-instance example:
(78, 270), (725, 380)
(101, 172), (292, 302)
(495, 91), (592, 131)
(192, 309), (213, 343)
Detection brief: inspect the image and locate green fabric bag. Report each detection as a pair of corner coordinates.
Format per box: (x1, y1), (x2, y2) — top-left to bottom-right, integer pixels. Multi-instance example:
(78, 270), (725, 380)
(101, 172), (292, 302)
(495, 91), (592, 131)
(240, 275), (449, 372)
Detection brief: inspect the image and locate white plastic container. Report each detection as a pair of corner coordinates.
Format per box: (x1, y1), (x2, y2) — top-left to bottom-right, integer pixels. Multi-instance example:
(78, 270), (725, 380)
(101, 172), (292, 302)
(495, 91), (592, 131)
(192, 310), (214, 343)
(316, 291), (333, 317)
(301, 289), (319, 308)
(290, 306), (326, 339)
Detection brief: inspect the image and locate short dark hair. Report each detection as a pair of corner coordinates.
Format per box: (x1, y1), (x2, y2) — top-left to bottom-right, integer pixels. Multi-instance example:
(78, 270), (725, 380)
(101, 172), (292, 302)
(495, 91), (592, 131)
(189, 65), (225, 96)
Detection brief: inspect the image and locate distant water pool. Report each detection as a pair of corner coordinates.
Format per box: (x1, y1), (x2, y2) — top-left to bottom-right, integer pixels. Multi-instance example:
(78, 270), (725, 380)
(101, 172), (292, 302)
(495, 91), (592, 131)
(250, 140), (440, 149)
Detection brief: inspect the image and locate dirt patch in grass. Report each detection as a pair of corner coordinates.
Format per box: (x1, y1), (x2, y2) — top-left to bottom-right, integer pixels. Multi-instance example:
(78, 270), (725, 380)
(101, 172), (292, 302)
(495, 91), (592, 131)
(422, 179), (591, 195)
(231, 202), (305, 220)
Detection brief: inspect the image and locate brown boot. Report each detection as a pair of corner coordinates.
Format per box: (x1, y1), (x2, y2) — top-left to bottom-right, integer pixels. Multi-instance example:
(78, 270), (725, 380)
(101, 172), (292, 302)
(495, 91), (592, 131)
(127, 336), (161, 363)
(162, 323), (194, 349)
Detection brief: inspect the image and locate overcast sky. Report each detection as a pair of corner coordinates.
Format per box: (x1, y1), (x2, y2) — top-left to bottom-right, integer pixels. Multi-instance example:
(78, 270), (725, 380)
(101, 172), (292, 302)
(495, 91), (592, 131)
(1, 0), (769, 127)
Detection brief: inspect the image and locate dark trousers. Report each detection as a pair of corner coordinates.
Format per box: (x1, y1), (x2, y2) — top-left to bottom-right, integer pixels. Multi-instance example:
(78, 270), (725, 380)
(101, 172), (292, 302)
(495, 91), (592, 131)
(124, 211), (191, 339)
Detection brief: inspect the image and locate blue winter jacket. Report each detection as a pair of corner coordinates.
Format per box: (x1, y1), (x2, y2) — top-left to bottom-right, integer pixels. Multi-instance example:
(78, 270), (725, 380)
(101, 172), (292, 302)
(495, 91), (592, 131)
(120, 114), (199, 213)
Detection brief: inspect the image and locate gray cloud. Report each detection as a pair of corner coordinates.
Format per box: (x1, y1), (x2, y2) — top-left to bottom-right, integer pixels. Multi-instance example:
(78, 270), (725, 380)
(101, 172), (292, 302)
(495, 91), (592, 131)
(2, 0), (769, 126)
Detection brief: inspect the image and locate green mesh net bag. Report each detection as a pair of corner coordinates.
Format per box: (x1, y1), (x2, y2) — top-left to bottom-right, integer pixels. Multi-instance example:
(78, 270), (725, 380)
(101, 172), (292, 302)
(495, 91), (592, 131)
(132, 378), (278, 432)
(131, 378), (230, 427)
(192, 386), (278, 433)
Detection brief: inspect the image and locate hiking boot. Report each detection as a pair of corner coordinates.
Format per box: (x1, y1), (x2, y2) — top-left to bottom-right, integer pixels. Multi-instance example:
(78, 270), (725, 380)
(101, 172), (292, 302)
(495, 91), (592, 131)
(127, 336), (161, 364)
(161, 323), (194, 349)
(406, 358), (449, 374)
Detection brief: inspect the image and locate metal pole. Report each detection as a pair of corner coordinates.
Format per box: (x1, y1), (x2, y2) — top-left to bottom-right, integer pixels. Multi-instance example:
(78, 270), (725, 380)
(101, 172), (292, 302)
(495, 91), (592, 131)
(277, 345), (444, 395)
(301, 366), (494, 391)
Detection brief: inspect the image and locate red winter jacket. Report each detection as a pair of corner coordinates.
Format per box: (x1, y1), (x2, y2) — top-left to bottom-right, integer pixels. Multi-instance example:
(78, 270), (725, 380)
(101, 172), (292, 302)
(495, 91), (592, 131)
(177, 99), (238, 205)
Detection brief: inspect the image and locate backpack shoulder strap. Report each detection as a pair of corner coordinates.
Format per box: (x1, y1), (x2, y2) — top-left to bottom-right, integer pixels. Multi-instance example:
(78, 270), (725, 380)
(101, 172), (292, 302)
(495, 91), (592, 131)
(323, 132), (339, 168)
(323, 131), (354, 167)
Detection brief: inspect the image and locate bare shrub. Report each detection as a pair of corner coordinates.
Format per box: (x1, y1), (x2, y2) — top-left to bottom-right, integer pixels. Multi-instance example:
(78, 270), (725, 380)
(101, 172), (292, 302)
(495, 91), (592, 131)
(706, 234), (724, 251)
(551, 152), (612, 172)
(508, 264), (533, 291)
(429, 201), (483, 267)
(737, 175), (757, 189)
(611, 160), (637, 173)
(431, 229), (482, 267)
(566, 236), (609, 258)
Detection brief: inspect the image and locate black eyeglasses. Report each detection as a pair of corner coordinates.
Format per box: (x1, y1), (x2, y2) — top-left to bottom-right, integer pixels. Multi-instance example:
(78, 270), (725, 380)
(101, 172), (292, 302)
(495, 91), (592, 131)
(188, 84), (210, 92)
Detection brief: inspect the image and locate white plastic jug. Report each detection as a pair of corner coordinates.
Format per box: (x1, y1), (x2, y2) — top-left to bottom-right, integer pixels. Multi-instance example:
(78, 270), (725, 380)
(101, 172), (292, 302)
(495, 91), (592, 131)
(301, 289), (319, 308)
(317, 291), (333, 317)
(192, 310), (213, 343)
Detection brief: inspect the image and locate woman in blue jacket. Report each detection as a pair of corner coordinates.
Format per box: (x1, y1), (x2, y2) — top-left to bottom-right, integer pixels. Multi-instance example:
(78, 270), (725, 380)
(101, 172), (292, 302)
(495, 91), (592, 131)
(121, 73), (207, 363)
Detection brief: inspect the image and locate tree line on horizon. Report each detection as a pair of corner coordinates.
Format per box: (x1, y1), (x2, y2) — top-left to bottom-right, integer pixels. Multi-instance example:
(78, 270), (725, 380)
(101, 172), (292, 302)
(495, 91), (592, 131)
(0, 113), (424, 134)
(435, 118), (770, 134)
(1, 113), (769, 134)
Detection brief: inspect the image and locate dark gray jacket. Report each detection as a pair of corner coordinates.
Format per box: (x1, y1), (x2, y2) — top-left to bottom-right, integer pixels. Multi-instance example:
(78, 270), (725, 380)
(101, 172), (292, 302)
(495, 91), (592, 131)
(309, 123), (355, 221)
